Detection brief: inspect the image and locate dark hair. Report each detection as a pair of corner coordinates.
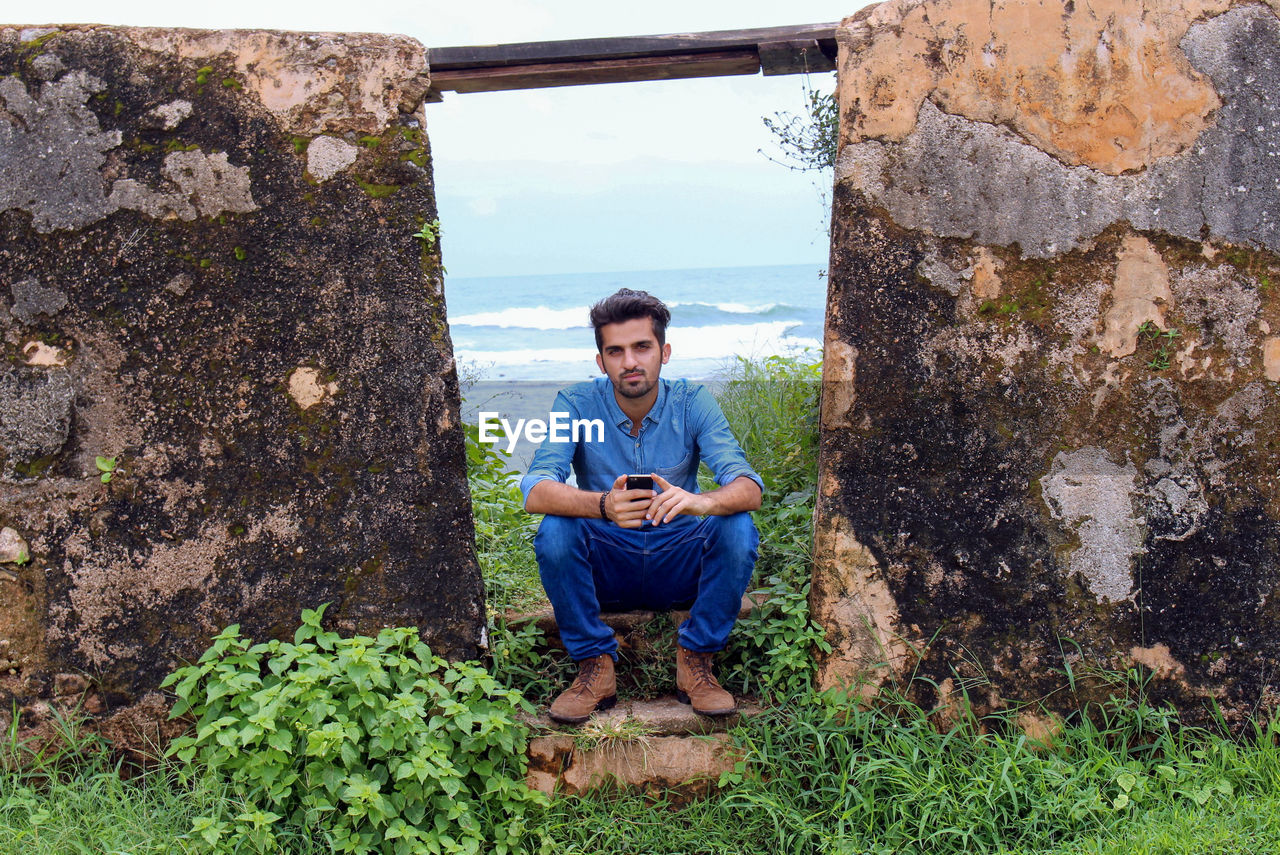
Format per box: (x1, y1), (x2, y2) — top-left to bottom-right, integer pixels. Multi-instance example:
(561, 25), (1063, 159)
(588, 288), (671, 351)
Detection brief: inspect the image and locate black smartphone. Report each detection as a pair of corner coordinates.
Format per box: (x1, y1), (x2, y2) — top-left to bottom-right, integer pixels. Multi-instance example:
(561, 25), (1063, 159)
(625, 474), (654, 491)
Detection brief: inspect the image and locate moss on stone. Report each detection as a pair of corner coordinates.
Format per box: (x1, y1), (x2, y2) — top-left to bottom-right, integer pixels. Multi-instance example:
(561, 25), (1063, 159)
(354, 178), (400, 199)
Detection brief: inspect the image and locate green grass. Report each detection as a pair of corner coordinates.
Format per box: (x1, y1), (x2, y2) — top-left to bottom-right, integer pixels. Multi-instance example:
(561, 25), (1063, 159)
(527, 693), (1280, 855)
(0, 761), (331, 854)
(1036, 794), (1280, 854)
(464, 420), (542, 617)
(709, 353), (827, 698)
(8, 689), (1280, 854)
(0, 709), (327, 855)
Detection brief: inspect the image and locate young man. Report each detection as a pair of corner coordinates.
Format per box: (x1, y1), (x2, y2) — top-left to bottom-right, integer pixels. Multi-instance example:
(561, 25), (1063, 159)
(520, 288), (762, 724)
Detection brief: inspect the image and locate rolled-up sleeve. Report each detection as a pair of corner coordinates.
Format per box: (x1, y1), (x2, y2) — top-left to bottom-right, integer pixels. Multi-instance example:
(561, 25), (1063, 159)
(690, 386), (764, 493)
(519, 390), (577, 504)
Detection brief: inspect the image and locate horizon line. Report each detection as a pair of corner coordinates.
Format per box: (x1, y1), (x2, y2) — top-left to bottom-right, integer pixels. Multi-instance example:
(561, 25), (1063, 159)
(444, 260), (828, 281)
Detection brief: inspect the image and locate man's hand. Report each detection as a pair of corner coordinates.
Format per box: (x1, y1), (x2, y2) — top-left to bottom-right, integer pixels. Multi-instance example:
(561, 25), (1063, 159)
(606, 474), (656, 529)
(646, 474), (716, 525)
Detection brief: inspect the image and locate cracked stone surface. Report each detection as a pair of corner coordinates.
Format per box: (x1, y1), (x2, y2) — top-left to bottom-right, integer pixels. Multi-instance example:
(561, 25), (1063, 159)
(837, 5), (1280, 259)
(108, 150), (256, 220)
(9, 278), (68, 323)
(0, 69), (255, 231)
(0, 71), (122, 232)
(818, 0), (1280, 724)
(0, 25), (478, 755)
(0, 366), (75, 475)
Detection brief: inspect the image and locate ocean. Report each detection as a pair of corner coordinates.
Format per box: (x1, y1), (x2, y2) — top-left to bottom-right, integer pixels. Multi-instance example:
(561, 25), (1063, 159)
(445, 263), (826, 383)
(445, 263), (827, 469)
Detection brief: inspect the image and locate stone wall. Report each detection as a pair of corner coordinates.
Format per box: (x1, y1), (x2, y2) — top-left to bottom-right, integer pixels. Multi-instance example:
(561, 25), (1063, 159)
(815, 0), (1280, 722)
(0, 25), (483, 743)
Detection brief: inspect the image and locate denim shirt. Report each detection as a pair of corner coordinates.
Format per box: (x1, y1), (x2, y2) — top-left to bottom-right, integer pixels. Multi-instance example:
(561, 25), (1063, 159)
(519, 377), (763, 528)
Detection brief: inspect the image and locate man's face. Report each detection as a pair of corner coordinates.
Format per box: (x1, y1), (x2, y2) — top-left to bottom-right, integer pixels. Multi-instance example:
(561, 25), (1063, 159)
(595, 316), (671, 400)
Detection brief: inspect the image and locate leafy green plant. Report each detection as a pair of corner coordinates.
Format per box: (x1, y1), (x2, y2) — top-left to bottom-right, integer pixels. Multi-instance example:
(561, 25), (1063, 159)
(711, 352), (826, 698)
(465, 422), (542, 616)
(412, 219), (441, 249)
(1138, 320), (1181, 371)
(721, 576), (830, 697)
(762, 75), (838, 172)
(94, 455), (119, 483)
(487, 617), (571, 703)
(161, 605), (546, 855)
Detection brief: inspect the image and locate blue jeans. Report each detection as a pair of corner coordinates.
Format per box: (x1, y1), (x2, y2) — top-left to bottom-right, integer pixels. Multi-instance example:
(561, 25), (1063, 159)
(533, 513), (759, 661)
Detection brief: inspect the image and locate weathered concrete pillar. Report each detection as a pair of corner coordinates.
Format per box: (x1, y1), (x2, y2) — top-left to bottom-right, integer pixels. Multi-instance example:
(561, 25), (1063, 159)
(815, 0), (1280, 721)
(0, 25), (483, 739)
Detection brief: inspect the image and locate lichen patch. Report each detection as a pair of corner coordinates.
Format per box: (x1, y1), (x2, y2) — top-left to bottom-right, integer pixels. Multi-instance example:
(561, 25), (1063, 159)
(1129, 643), (1188, 680)
(109, 150), (257, 221)
(0, 71), (122, 231)
(10, 278), (68, 323)
(306, 136), (358, 182)
(1170, 264), (1260, 366)
(22, 341), (69, 366)
(1040, 447), (1142, 603)
(287, 366), (337, 410)
(0, 365), (75, 474)
(1099, 236), (1173, 358)
(142, 99), (192, 131)
(1264, 336), (1280, 381)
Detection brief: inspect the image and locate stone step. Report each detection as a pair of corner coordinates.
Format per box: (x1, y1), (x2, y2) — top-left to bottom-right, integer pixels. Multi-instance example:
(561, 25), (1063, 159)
(524, 695), (762, 795)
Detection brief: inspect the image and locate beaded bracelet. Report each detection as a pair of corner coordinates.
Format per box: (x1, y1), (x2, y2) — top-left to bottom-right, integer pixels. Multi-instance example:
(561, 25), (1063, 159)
(599, 491), (608, 520)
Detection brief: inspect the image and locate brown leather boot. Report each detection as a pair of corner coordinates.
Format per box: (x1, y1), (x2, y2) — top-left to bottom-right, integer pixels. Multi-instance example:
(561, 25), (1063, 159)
(676, 645), (736, 716)
(548, 653), (617, 724)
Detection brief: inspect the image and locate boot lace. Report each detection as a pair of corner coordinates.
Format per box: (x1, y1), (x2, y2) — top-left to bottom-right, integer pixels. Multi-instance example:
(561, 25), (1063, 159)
(687, 651), (717, 688)
(570, 656), (602, 695)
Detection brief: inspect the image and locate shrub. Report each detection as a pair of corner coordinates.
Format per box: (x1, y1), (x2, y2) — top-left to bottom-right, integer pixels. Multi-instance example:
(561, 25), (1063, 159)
(162, 605), (545, 855)
(711, 352), (830, 697)
(464, 422), (541, 616)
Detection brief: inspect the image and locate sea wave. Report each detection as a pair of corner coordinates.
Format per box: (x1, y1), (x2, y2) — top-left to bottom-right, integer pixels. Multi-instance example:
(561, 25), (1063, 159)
(668, 300), (778, 314)
(456, 321), (820, 368)
(450, 305), (590, 330)
(451, 300), (810, 332)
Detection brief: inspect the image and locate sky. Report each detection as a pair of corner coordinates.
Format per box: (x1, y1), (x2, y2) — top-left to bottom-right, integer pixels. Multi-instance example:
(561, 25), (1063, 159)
(21, 1), (867, 277)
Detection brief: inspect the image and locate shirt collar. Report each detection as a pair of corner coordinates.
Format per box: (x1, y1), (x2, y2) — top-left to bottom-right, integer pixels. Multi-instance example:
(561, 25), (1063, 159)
(600, 376), (669, 431)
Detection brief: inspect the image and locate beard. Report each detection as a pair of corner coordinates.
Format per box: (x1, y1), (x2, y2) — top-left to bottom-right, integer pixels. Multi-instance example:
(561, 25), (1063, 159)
(613, 371), (655, 399)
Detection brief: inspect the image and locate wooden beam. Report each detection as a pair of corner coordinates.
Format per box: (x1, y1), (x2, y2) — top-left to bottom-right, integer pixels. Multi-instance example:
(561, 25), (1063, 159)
(430, 49), (763, 94)
(427, 23), (838, 70)
(759, 39), (836, 76)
